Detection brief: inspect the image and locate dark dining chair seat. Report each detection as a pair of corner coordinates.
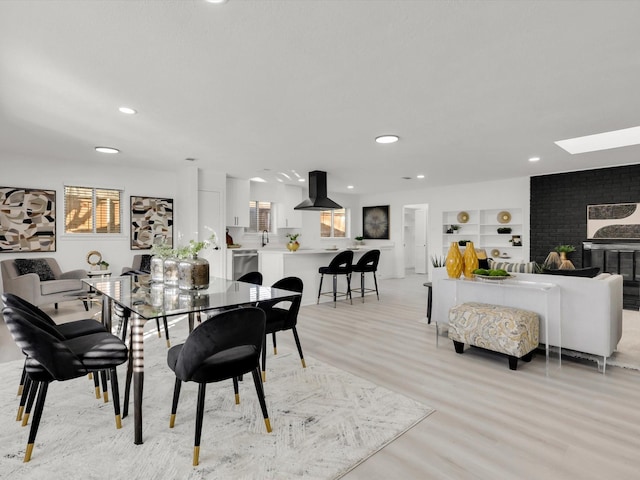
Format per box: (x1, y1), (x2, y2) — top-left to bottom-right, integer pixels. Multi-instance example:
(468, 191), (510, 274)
(167, 307), (271, 466)
(2, 306), (128, 462)
(257, 276), (304, 381)
(236, 271), (263, 285)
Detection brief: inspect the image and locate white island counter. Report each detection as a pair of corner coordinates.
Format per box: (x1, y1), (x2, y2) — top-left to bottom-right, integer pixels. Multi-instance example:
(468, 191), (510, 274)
(259, 246), (393, 305)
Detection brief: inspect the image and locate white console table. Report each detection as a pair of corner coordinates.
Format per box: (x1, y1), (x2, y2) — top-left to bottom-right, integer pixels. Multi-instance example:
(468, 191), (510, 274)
(442, 277), (561, 373)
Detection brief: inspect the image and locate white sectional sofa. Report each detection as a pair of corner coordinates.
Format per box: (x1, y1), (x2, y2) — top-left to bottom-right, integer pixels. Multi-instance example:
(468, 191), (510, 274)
(431, 267), (623, 368)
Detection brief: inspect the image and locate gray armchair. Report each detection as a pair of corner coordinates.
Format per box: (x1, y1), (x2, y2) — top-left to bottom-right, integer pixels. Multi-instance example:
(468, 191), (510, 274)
(121, 254), (153, 275)
(1, 258), (87, 309)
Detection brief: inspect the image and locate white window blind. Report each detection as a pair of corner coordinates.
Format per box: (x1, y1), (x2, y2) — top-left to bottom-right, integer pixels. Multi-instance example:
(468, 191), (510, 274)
(64, 186), (122, 234)
(249, 201), (272, 232)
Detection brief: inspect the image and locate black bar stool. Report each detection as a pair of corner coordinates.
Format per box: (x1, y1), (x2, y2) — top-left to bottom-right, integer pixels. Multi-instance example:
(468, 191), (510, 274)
(351, 249), (380, 302)
(317, 250), (354, 307)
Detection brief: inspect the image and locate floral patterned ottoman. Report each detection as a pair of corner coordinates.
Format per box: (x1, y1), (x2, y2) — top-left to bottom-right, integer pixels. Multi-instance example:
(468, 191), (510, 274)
(448, 302), (539, 370)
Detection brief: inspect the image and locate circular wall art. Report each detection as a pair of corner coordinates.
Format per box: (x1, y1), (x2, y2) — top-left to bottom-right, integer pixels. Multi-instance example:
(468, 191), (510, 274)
(457, 211), (470, 223)
(497, 211), (511, 224)
(86, 250), (102, 266)
(491, 249), (501, 258)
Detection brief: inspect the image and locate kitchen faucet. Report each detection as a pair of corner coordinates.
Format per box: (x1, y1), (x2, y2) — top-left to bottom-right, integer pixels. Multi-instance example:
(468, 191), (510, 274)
(262, 230), (269, 247)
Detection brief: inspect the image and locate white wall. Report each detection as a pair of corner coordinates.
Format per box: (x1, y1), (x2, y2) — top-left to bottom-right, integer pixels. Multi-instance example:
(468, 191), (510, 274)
(0, 154), (530, 289)
(356, 176), (531, 278)
(0, 155), (217, 290)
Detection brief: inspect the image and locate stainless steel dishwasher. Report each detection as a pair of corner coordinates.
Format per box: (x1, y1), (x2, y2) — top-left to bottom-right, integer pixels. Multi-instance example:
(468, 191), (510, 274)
(232, 250), (259, 280)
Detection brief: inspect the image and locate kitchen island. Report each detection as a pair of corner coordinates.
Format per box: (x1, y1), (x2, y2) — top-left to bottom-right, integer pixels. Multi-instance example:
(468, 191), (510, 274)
(259, 246), (393, 305)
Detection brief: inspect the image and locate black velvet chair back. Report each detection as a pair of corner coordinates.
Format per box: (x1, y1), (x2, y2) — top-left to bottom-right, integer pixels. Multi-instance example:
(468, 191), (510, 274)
(265, 276), (303, 329)
(2, 292), (58, 327)
(172, 307), (266, 382)
(325, 250), (354, 273)
(237, 271), (263, 285)
(2, 307), (84, 381)
(353, 249), (380, 272)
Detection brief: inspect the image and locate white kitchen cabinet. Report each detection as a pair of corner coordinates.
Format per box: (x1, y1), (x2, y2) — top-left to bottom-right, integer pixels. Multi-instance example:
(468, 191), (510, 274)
(226, 177), (250, 227)
(276, 184), (303, 229)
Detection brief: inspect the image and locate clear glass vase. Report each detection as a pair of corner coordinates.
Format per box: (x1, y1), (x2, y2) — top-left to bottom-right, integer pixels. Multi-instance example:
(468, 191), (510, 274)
(178, 254), (210, 290)
(150, 256), (164, 283)
(163, 257), (179, 286)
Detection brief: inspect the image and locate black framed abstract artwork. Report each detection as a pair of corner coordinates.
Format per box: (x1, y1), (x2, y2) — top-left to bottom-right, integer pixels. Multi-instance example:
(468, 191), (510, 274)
(130, 196), (174, 250)
(587, 203), (640, 239)
(363, 205), (390, 240)
(0, 186), (56, 252)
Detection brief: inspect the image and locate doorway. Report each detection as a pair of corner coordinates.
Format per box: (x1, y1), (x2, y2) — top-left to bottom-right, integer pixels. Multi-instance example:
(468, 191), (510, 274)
(402, 204), (429, 276)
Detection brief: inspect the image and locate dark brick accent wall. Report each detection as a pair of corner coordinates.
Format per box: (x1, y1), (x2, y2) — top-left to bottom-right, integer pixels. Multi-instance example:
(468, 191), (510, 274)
(530, 164), (640, 267)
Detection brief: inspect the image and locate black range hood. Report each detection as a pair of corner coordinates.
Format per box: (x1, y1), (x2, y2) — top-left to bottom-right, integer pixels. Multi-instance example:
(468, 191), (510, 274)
(294, 170), (343, 211)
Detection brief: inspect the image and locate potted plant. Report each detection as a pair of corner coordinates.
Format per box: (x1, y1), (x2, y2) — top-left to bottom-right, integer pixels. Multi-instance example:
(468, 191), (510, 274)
(355, 236), (365, 245)
(451, 224), (460, 233)
(554, 244), (576, 262)
(286, 233), (300, 252)
(99, 260), (109, 271)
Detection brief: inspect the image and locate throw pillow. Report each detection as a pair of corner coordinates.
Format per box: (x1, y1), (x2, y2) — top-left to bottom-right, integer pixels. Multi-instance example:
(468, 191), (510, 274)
(14, 259), (56, 281)
(139, 254), (152, 273)
(542, 267), (601, 278)
(488, 259), (537, 273)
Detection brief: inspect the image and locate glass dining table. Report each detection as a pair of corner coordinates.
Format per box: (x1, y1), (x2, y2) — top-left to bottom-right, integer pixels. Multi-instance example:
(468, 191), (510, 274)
(83, 274), (301, 445)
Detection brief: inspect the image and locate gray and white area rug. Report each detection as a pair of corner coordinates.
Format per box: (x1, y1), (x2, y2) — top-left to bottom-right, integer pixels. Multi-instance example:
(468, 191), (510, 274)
(0, 329), (433, 479)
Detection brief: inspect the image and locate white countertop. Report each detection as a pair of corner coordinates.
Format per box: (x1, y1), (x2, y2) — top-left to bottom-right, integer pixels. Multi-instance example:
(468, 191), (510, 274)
(258, 247), (375, 255)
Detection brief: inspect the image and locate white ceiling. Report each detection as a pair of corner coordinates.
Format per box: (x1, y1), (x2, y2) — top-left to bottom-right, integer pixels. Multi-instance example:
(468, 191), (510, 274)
(1, 0), (640, 195)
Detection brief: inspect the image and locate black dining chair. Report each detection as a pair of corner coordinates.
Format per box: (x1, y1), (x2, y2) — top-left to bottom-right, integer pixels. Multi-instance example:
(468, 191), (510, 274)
(237, 271), (263, 285)
(1, 293), (109, 419)
(2, 306), (128, 462)
(317, 250), (354, 307)
(166, 307), (271, 466)
(351, 249), (381, 302)
(257, 276), (304, 382)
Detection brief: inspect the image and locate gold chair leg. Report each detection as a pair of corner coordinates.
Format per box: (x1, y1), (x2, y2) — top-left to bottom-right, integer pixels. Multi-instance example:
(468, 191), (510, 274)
(115, 414), (122, 429)
(21, 413), (30, 427)
(24, 443), (34, 462)
(261, 371), (266, 382)
(16, 405), (24, 422)
(88, 372), (93, 380)
(169, 414), (176, 428)
(264, 418), (272, 433)
(103, 391), (109, 403)
(166, 339), (171, 348)
(273, 347), (277, 355)
(235, 393), (240, 405)
(193, 446), (200, 466)
(301, 358), (307, 368)
(94, 386), (101, 399)
(17, 384), (23, 396)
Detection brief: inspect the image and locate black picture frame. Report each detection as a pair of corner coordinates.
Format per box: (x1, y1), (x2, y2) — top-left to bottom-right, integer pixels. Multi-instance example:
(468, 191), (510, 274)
(363, 205), (390, 240)
(0, 186), (56, 252)
(130, 196), (174, 250)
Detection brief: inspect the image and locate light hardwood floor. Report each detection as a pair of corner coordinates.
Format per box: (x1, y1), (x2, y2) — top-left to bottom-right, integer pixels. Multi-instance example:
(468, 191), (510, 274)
(2, 275), (640, 479)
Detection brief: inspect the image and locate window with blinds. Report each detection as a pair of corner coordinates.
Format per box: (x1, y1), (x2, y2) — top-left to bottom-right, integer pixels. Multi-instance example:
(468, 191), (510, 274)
(320, 208), (347, 238)
(248, 201), (272, 233)
(64, 186), (122, 234)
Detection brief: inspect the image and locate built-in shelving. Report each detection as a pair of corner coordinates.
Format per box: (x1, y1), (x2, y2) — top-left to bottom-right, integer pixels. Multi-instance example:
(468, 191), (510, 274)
(442, 208), (524, 261)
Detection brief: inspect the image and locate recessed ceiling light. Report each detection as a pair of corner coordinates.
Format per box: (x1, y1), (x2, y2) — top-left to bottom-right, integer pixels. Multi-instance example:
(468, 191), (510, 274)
(118, 106), (137, 115)
(347, 185), (354, 189)
(205, 0), (228, 4)
(416, 174), (425, 179)
(95, 146), (119, 154)
(250, 177), (266, 183)
(375, 135), (399, 144)
(298, 178), (305, 182)
(528, 156), (540, 162)
(555, 126), (640, 154)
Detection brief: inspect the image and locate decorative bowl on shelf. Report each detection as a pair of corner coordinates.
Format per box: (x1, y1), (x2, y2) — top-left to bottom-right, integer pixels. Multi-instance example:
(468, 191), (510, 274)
(457, 211), (469, 223)
(497, 211), (511, 224)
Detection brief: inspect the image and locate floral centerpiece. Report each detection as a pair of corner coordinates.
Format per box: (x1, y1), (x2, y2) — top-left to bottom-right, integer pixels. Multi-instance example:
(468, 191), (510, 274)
(286, 233), (300, 252)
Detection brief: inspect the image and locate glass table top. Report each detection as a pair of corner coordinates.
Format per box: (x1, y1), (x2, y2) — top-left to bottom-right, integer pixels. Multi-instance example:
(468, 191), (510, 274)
(83, 275), (299, 320)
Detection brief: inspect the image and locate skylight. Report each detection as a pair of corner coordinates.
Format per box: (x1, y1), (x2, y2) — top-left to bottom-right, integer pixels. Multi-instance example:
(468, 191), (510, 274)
(555, 126), (640, 154)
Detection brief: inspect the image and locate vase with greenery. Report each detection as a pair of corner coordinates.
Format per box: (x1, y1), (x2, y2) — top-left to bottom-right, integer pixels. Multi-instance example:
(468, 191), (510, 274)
(286, 233), (300, 252)
(178, 233), (219, 290)
(355, 236), (365, 245)
(554, 244), (576, 267)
